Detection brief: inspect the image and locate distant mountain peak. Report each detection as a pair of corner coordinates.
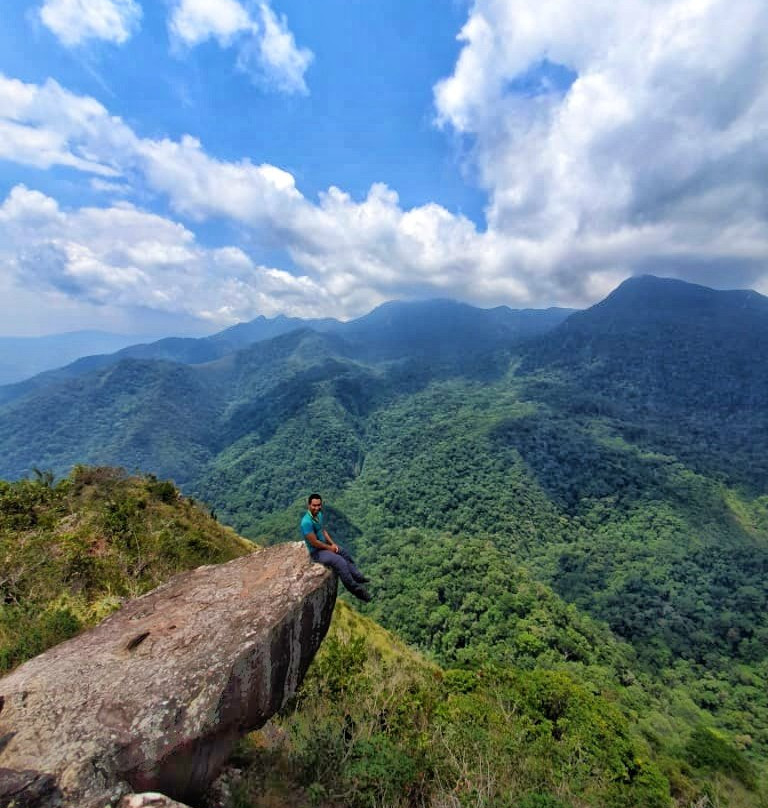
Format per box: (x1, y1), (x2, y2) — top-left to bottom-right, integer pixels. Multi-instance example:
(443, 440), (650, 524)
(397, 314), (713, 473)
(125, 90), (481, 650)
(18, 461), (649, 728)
(578, 275), (768, 326)
(606, 274), (713, 299)
(610, 273), (767, 301)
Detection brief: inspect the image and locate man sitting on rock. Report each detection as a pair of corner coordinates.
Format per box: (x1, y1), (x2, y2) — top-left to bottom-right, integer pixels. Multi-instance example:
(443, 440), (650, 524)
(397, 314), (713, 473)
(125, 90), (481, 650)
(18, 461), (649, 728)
(300, 493), (371, 602)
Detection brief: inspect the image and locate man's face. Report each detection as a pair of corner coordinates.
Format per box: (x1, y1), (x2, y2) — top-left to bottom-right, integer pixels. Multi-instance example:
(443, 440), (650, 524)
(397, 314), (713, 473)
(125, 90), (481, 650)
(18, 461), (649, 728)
(309, 498), (322, 516)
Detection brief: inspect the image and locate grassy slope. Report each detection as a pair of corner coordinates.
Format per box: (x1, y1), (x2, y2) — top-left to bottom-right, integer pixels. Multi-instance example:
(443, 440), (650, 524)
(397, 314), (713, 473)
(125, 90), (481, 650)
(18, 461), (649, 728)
(234, 603), (760, 808)
(0, 465), (254, 672)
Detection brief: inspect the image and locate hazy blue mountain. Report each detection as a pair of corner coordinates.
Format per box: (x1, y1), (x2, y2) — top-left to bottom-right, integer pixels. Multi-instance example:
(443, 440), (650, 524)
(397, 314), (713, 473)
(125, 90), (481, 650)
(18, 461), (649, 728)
(527, 274), (768, 347)
(0, 330), (150, 386)
(341, 298), (574, 360)
(0, 301), (571, 407)
(211, 313), (342, 345)
(0, 315), (341, 408)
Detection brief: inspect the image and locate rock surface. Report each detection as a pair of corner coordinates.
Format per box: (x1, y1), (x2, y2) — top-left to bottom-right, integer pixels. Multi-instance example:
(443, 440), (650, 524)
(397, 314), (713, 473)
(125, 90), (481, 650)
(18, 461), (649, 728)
(0, 542), (336, 808)
(119, 793), (193, 808)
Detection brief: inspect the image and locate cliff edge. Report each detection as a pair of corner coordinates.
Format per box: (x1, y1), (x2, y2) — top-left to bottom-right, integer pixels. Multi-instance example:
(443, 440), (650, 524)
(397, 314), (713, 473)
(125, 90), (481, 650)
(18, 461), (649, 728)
(0, 541), (336, 808)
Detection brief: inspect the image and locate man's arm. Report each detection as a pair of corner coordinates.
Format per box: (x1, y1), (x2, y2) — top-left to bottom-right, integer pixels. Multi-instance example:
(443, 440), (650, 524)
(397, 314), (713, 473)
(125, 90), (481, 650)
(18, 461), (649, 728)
(304, 526), (338, 552)
(322, 528), (339, 552)
(304, 529), (333, 551)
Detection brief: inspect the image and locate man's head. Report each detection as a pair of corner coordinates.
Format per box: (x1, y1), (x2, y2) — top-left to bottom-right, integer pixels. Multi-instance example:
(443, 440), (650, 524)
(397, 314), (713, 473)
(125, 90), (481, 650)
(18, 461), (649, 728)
(308, 494), (322, 517)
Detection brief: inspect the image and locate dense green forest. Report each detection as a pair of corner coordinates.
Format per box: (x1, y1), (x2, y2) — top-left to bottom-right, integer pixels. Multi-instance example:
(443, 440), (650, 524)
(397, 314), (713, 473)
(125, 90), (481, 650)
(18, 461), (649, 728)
(209, 371), (768, 773)
(2, 276), (768, 805)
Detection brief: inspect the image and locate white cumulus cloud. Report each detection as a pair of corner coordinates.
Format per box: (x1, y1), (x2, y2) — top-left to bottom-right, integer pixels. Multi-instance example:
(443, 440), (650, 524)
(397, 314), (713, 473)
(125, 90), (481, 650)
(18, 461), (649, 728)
(169, 0), (312, 94)
(169, 0), (252, 46)
(434, 0), (768, 298)
(245, 3), (313, 94)
(0, 75), (130, 176)
(39, 0), (142, 46)
(0, 185), (331, 325)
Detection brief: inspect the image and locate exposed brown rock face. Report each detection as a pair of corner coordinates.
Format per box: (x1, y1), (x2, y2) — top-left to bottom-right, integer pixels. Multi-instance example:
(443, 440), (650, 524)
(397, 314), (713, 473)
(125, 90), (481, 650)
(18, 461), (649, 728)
(0, 542), (336, 808)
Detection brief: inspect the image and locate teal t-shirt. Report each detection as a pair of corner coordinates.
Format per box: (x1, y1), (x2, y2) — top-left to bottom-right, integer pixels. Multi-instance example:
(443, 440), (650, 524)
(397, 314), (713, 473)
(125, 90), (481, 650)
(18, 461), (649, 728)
(300, 510), (327, 555)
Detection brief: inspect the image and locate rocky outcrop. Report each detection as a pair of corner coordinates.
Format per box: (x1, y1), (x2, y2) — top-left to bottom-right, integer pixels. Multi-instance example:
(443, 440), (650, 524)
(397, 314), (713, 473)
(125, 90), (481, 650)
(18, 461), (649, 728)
(0, 542), (336, 808)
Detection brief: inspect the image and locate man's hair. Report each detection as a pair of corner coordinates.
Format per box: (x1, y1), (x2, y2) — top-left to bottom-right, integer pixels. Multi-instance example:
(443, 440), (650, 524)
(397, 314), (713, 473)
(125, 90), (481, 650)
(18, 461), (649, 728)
(308, 493), (322, 504)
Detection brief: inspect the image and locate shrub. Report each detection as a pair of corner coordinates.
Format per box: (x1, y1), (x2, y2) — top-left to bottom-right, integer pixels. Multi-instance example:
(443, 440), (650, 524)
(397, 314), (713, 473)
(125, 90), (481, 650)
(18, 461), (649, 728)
(685, 726), (756, 788)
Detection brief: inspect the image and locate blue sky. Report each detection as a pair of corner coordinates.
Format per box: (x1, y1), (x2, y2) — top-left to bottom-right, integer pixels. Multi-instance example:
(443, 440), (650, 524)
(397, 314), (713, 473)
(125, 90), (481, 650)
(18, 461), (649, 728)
(0, 0), (766, 336)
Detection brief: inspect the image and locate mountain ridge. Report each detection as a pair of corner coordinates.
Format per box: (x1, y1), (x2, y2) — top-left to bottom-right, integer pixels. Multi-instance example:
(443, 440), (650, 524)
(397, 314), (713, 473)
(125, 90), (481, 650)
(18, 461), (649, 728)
(1, 275), (767, 490)
(554, 274), (768, 334)
(518, 274), (768, 486)
(0, 298), (574, 407)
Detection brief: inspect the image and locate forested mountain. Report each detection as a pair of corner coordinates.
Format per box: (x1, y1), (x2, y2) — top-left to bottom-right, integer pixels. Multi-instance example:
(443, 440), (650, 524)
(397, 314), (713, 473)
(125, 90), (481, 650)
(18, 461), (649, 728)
(0, 299), (572, 408)
(0, 313), (339, 408)
(0, 299), (574, 479)
(520, 274), (768, 487)
(339, 298), (572, 360)
(1, 275), (768, 805)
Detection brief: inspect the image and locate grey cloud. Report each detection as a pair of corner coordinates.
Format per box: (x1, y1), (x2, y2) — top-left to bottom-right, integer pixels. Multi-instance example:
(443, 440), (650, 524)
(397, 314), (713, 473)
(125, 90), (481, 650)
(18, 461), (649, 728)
(15, 242), (88, 297)
(632, 256), (768, 293)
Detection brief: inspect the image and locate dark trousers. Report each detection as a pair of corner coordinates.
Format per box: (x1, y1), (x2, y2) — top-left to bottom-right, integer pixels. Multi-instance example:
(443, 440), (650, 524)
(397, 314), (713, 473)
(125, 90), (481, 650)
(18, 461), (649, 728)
(312, 546), (366, 595)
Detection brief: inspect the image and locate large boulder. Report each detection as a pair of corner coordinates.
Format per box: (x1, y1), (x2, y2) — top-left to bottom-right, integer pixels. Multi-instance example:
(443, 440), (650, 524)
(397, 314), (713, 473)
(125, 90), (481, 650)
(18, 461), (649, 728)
(0, 542), (336, 808)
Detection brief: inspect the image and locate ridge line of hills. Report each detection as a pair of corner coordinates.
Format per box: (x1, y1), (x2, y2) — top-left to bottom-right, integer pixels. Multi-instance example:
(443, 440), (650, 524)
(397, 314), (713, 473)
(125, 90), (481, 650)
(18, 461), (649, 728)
(0, 297), (575, 400)
(2, 273), (768, 805)
(1, 273), (767, 488)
